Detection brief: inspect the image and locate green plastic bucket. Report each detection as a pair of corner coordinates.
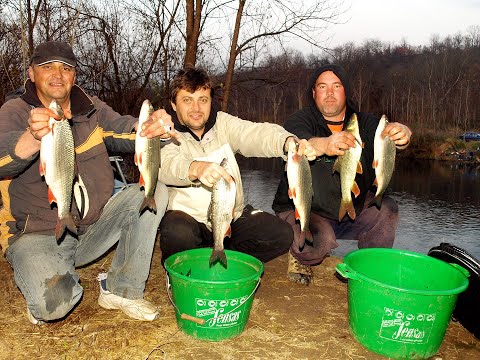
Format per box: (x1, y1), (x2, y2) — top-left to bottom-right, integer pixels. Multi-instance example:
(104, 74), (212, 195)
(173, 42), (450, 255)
(336, 248), (469, 359)
(164, 248), (264, 341)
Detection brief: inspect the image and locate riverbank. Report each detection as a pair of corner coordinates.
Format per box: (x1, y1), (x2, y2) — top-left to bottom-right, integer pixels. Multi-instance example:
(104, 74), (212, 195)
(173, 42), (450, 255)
(0, 244), (478, 359)
(398, 131), (480, 164)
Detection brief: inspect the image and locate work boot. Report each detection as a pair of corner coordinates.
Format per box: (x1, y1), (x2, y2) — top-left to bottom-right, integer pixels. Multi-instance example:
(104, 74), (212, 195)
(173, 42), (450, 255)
(287, 252), (313, 285)
(97, 273), (159, 321)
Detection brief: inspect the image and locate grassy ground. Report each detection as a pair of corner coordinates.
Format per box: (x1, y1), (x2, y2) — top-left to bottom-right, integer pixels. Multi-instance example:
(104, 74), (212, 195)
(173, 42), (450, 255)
(0, 242), (479, 359)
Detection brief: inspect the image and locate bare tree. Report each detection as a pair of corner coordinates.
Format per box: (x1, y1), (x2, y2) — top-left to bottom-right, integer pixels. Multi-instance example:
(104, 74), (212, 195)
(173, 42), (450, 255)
(220, 0), (345, 111)
(184, 0), (202, 67)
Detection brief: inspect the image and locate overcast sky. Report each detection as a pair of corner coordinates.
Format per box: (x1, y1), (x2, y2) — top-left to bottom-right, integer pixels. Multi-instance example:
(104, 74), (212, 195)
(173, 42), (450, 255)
(295, 0), (480, 52)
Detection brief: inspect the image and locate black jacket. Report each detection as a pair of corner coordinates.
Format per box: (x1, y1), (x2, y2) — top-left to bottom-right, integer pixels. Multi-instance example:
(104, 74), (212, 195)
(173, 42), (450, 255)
(272, 64), (380, 220)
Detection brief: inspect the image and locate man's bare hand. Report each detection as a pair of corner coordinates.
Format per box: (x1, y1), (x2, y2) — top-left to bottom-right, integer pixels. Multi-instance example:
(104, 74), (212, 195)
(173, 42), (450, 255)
(285, 137), (317, 161)
(28, 107), (58, 141)
(188, 161), (234, 187)
(136, 108), (181, 142)
(383, 122), (412, 149)
(309, 131), (357, 157)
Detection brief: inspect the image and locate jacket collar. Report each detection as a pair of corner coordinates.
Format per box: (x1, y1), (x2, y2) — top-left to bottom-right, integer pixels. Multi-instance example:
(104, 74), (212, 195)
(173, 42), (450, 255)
(21, 79), (95, 117)
(171, 108), (217, 141)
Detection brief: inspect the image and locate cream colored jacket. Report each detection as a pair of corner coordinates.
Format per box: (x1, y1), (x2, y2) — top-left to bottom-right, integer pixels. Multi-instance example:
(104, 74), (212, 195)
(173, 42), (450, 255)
(158, 111), (292, 229)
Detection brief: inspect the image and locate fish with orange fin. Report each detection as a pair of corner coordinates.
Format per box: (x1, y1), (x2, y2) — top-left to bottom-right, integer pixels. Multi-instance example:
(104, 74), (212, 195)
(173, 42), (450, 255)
(135, 99), (161, 214)
(39, 99), (77, 242)
(286, 139), (313, 249)
(369, 115), (396, 208)
(333, 113), (363, 221)
(208, 158), (236, 267)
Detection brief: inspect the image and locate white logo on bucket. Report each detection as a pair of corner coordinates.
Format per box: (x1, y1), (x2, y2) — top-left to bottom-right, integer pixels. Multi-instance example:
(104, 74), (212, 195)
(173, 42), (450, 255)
(195, 296), (246, 329)
(379, 307), (436, 343)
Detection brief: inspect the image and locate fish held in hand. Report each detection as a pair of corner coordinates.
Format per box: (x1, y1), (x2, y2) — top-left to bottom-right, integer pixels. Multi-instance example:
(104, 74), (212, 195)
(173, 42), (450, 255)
(370, 115), (396, 209)
(286, 139), (313, 249)
(39, 100), (77, 242)
(333, 113), (363, 221)
(209, 159), (236, 267)
(135, 99), (161, 214)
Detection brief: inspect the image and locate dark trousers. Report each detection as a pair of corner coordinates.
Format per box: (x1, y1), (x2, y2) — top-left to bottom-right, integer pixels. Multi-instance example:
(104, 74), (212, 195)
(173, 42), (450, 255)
(159, 205), (292, 264)
(277, 192), (399, 265)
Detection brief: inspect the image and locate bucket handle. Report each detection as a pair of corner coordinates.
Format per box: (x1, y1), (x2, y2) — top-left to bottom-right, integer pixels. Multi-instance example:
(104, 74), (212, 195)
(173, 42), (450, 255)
(336, 263), (359, 280)
(449, 263), (470, 277)
(165, 271), (262, 325)
(165, 273), (206, 325)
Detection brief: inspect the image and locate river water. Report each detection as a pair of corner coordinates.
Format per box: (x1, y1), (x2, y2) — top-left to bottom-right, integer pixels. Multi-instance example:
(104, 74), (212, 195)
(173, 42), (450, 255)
(241, 159), (480, 259)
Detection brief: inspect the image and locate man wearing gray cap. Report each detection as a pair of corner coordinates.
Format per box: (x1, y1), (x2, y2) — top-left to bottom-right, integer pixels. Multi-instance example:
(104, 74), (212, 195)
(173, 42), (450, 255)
(0, 41), (176, 323)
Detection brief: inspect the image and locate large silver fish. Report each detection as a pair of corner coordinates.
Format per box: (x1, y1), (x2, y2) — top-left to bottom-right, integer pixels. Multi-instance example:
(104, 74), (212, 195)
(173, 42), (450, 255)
(209, 158), (236, 267)
(369, 115), (396, 208)
(39, 100), (77, 242)
(135, 99), (161, 214)
(286, 139), (313, 248)
(332, 113), (363, 221)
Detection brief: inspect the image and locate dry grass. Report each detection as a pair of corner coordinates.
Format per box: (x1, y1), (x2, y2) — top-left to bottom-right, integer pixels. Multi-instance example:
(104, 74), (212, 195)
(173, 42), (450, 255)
(0, 240), (479, 360)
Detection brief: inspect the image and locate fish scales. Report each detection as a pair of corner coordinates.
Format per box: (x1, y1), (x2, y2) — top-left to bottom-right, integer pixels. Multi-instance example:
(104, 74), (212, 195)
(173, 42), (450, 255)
(135, 99), (161, 214)
(209, 159), (236, 267)
(370, 115), (396, 208)
(40, 100), (77, 241)
(286, 140), (313, 248)
(333, 113), (363, 221)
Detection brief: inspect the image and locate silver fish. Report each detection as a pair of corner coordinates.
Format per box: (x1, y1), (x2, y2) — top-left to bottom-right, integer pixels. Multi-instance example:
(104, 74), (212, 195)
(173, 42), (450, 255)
(209, 158), (236, 267)
(39, 100), (77, 242)
(135, 99), (161, 214)
(332, 113), (363, 221)
(286, 139), (313, 248)
(370, 115), (396, 208)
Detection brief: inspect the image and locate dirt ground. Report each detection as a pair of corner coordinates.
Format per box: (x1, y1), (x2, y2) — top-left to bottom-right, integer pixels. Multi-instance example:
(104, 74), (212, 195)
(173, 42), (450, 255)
(0, 237), (479, 360)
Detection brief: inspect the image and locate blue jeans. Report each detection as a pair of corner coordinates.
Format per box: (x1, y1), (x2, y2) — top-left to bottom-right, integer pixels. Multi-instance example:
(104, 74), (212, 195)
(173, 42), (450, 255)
(6, 183), (167, 321)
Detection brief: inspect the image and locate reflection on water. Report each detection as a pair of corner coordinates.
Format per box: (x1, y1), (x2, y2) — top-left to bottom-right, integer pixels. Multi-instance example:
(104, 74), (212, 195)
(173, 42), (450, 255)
(241, 159), (480, 259)
(390, 160), (480, 259)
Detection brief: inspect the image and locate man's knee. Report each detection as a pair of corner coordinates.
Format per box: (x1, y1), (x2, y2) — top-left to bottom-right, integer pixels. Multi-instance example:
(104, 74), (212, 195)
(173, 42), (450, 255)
(30, 272), (83, 321)
(380, 195), (399, 215)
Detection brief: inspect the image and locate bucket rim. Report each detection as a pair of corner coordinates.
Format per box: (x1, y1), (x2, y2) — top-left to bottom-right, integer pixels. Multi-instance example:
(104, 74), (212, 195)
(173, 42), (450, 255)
(164, 248), (264, 285)
(342, 248), (469, 296)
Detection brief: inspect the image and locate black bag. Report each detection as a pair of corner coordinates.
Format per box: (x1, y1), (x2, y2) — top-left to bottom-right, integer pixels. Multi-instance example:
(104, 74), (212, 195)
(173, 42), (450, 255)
(428, 243), (480, 339)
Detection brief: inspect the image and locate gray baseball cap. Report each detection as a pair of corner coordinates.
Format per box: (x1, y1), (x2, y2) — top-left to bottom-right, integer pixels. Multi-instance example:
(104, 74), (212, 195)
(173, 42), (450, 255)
(31, 41), (77, 67)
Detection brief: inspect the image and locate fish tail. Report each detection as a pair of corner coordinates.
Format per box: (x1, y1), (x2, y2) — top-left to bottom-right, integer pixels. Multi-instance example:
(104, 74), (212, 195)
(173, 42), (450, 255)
(298, 230), (306, 249)
(210, 249), (227, 268)
(55, 214), (77, 243)
(339, 200), (356, 221)
(338, 201), (347, 222)
(346, 201), (356, 220)
(368, 195), (382, 209)
(139, 197), (157, 215)
(305, 229), (313, 246)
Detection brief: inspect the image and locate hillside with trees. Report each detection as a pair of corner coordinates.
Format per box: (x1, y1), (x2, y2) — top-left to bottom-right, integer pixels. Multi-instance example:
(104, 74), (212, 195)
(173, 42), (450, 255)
(1, 1), (479, 160)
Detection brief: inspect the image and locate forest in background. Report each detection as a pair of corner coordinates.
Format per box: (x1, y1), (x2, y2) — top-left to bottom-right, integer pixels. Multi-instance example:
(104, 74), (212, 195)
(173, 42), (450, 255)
(1, 1), (479, 137)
